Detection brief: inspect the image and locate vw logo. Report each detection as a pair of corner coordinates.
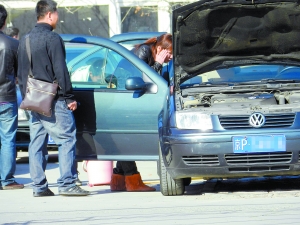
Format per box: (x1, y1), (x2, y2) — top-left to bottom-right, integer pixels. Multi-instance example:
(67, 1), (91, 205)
(249, 113), (265, 128)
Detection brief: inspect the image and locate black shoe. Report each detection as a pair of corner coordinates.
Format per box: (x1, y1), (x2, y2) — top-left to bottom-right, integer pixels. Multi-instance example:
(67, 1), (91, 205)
(2, 181), (24, 190)
(59, 185), (90, 196)
(33, 188), (55, 197)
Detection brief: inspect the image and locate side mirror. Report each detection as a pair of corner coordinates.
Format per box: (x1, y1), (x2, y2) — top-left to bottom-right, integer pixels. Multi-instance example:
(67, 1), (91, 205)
(125, 77), (147, 90)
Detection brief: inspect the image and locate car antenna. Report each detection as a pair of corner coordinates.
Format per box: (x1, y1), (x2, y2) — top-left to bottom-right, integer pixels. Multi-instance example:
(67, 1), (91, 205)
(89, 28), (93, 36)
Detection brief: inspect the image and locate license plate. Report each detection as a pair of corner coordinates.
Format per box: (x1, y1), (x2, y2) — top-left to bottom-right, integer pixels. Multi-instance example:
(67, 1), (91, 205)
(233, 134), (286, 153)
(48, 135), (55, 145)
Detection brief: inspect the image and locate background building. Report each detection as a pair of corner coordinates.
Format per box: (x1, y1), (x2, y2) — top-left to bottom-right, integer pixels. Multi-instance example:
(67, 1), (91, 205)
(1, 0), (196, 39)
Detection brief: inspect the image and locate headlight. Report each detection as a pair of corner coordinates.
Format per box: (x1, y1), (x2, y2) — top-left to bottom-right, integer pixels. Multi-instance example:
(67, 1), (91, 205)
(175, 112), (212, 130)
(18, 108), (28, 121)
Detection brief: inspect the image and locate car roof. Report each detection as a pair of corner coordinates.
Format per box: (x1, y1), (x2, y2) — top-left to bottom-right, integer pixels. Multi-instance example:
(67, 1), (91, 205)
(110, 31), (166, 43)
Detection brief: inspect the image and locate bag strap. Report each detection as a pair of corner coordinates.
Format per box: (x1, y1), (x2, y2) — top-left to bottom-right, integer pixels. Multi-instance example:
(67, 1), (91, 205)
(25, 35), (33, 78)
(25, 35), (58, 84)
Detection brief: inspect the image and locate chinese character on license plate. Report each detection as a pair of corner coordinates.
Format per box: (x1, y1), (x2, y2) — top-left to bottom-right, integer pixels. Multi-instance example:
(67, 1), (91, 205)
(232, 134), (286, 153)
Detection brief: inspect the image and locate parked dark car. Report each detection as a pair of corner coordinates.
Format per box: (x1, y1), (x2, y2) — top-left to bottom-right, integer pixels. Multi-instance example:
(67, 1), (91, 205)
(158, 0), (300, 195)
(16, 32), (169, 163)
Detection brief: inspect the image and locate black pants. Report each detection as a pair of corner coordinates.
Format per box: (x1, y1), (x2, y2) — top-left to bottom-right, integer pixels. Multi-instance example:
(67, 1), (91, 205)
(113, 161), (138, 176)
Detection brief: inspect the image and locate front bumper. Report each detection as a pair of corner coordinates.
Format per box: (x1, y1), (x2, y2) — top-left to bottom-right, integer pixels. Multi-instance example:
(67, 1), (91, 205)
(161, 130), (300, 179)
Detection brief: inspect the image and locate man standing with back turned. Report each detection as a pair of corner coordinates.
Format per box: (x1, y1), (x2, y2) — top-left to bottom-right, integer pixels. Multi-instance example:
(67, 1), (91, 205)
(17, 0), (89, 197)
(0, 5), (24, 190)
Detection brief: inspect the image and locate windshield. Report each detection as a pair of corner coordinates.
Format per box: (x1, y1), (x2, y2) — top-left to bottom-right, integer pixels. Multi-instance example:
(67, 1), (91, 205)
(64, 42), (95, 63)
(181, 65), (300, 87)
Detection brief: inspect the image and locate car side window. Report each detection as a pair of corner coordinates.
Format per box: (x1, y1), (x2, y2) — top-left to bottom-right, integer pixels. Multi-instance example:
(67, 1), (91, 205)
(112, 57), (143, 90)
(66, 44), (143, 90)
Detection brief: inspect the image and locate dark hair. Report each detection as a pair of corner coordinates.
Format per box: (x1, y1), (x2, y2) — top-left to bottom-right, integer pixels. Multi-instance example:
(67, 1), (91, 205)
(0, 4), (7, 29)
(89, 58), (105, 75)
(36, 0), (57, 20)
(135, 33), (172, 60)
(5, 27), (19, 37)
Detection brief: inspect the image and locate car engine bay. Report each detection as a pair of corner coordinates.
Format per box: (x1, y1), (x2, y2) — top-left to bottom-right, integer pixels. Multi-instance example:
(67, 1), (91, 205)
(178, 90), (300, 114)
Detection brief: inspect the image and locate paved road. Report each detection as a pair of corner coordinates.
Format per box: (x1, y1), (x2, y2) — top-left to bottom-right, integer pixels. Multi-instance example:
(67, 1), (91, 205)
(1, 151), (300, 225)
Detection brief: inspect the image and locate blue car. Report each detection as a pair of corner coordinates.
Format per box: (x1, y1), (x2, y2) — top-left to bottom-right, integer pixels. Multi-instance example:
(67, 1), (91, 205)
(158, 0), (300, 195)
(16, 32), (169, 163)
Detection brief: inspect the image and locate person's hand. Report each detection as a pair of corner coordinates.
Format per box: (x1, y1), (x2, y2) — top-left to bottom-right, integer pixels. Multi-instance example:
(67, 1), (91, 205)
(68, 101), (77, 111)
(155, 49), (169, 64)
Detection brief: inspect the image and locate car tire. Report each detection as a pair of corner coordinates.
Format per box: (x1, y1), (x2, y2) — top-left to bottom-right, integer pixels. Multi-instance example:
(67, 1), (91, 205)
(159, 143), (185, 196)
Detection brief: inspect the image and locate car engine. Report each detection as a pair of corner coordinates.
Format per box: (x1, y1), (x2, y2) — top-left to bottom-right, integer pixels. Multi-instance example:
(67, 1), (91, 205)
(180, 90), (300, 114)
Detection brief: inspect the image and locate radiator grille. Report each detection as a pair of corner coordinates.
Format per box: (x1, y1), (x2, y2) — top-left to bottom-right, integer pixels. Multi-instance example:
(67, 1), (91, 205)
(225, 152), (292, 165)
(219, 113), (295, 129)
(228, 166), (290, 172)
(182, 155), (219, 166)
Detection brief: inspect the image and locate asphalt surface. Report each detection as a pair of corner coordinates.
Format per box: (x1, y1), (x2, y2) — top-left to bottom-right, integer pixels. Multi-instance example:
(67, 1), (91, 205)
(1, 151), (300, 224)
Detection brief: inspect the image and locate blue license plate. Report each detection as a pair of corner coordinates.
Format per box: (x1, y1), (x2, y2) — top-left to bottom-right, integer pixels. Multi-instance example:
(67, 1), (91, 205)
(233, 134), (286, 153)
(48, 135), (55, 145)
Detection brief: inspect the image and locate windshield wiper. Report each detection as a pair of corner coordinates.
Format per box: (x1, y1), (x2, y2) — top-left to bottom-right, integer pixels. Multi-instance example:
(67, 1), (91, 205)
(261, 79), (300, 83)
(236, 79), (300, 85)
(181, 82), (231, 88)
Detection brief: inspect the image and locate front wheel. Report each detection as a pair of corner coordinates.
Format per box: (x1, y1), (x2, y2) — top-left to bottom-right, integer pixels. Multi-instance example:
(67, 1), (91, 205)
(159, 143), (185, 196)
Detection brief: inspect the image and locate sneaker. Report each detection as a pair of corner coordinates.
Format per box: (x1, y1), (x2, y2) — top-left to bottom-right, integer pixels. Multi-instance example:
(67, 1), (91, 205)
(75, 178), (82, 186)
(59, 185), (90, 196)
(33, 188), (55, 197)
(2, 181), (24, 190)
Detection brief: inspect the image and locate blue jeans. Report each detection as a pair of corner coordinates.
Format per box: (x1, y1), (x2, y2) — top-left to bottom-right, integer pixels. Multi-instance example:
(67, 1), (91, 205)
(29, 100), (77, 193)
(0, 101), (18, 187)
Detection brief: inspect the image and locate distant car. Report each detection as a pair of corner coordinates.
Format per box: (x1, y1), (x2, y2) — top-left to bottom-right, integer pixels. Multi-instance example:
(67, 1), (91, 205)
(16, 85), (31, 149)
(16, 32), (169, 160)
(158, 0), (300, 196)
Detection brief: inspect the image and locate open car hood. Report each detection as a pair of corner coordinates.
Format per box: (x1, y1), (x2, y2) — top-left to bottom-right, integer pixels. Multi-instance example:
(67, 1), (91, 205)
(173, 0), (300, 86)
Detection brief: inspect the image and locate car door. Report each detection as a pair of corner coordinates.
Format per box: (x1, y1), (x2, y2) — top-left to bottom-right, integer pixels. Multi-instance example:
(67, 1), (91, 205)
(63, 35), (168, 161)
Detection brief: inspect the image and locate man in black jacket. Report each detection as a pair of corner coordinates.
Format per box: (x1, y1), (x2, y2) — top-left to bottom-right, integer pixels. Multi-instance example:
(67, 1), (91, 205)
(17, 0), (89, 197)
(0, 5), (24, 190)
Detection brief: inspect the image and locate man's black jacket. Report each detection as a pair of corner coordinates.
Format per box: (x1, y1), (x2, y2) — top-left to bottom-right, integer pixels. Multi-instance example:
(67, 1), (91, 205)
(0, 30), (18, 102)
(17, 23), (75, 104)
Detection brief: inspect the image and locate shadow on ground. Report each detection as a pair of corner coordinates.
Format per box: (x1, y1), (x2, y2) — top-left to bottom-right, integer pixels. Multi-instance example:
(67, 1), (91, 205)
(182, 176), (300, 195)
